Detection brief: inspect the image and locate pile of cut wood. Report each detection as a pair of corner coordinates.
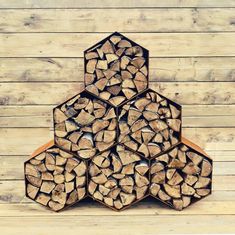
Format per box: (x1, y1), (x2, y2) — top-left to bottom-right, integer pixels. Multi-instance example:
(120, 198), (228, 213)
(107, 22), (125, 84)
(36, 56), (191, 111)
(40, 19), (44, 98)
(88, 145), (149, 210)
(84, 32), (148, 106)
(25, 141), (87, 211)
(54, 92), (117, 159)
(118, 89), (181, 158)
(24, 32), (212, 212)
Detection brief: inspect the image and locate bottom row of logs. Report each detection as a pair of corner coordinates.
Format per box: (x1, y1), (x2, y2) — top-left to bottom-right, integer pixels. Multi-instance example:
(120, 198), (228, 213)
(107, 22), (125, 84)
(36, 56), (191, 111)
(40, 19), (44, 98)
(25, 139), (212, 212)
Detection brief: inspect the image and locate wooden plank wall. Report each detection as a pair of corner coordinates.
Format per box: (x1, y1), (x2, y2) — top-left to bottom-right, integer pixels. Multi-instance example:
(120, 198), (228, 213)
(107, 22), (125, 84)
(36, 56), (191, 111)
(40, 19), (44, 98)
(0, 1), (235, 234)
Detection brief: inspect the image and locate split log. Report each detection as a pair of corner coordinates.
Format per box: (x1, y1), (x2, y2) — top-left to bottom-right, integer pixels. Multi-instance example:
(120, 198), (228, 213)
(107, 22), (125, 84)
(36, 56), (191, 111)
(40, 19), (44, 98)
(25, 145), (87, 211)
(54, 91), (117, 159)
(150, 183), (160, 196)
(163, 184), (181, 198)
(118, 89), (181, 158)
(173, 199), (183, 211)
(201, 160), (212, 177)
(167, 172), (183, 186)
(181, 183), (195, 196)
(88, 144), (149, 210)
(27, 184), (39, 199)
(194, 177), (211, 188)
(84, 32), (148, 106)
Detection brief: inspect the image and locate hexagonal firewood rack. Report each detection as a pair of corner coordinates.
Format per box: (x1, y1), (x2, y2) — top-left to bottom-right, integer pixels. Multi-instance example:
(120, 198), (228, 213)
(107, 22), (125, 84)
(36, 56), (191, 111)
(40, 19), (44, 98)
(24, 32), (213, 212)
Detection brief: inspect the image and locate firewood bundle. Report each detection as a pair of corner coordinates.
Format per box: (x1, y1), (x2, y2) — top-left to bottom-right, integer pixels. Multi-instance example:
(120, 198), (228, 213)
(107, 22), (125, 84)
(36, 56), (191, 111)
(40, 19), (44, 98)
(118, 89), (181, 158)
(24, 32), (212, 212)
(150, 137), (212, 210)
(25, 141), (87, 212)
(84, 32), (148, 106)
(53, 91), (117, 159)
(88, 145), (149, 210)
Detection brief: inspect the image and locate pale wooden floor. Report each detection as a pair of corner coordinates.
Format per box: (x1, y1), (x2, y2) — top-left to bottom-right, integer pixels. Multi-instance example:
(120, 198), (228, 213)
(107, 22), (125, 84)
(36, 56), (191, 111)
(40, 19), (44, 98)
(0, 0), (235, 234)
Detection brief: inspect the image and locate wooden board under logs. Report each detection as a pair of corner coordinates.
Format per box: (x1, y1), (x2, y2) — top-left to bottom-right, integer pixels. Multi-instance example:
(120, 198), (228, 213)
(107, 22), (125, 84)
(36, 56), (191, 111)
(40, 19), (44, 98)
(149, 137), (213, 210)
(84, 32), (149, 107)
(53, 90), (117, 160)
(24, 140), (87, 211)
(118, 88), (182, 158)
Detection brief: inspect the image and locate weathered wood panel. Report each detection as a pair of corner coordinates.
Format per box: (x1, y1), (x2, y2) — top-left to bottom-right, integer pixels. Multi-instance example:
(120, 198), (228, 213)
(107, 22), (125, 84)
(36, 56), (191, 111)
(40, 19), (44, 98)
(0, 82), (234, 105)
(0, 128), (53, 155)
(0, 215), (235, 235)
(1, 33), (235, 57)
(0, 111), (234, 127)
(0, 197), (235, 215)
(1, 9), (235, 32)
(0, 0), (235, 8)
(1, 57), (235, 82)
(0, 127), (234, 155)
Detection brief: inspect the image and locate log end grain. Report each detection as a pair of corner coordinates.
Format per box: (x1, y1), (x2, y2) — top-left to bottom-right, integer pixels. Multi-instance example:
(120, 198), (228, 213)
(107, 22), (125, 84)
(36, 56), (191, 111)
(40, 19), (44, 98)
(53, 90), (117, 160)
(84, 32), (149, 107)
(24, 144), (87, 212)
(88, 144), (150, 211)
(149, 139), (212, 210)
(118, 88), (182, 159)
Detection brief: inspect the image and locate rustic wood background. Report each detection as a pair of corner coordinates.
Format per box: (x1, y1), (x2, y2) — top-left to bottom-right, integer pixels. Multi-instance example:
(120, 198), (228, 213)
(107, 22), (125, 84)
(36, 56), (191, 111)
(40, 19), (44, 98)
(0, 0), (235, 234)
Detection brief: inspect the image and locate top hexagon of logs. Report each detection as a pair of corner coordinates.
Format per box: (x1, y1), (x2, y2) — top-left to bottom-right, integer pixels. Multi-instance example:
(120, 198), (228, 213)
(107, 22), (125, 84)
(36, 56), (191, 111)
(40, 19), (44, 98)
(84, 32), (149, 107)
(53, 90), (117, 160)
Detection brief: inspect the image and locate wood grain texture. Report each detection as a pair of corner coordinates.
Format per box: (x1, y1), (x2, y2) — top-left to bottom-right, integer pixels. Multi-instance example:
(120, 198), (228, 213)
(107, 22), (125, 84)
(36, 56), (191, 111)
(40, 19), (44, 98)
(1, 33), (235, 57)
(1, 9), (235, 32)
(0, 82), (234, 105)
(0, 1), (234, 233)
(1, 127), (234, 156)
(1, 57), (235, 82)
(0, 215), (235, 235)
(1, 198), (235, 215)
(0, 0), (235, 8)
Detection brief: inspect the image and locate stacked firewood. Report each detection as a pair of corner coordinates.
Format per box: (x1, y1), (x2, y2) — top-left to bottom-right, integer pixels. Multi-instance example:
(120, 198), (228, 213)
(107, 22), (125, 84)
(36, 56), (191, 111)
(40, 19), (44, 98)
(24, 32), (212, 212)
(25, 142), (87, 211)
(150, 138), (212, 210)
(84, 32), (148, 106)
(88, 145), (149, 210)
(54, 91), (117, 159)
(118, 89), (181, 158)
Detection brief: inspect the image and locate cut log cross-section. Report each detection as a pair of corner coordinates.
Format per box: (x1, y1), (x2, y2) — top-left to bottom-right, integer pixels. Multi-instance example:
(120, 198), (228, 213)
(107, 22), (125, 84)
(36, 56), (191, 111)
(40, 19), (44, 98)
(88, 145), (150, 211)
(53, 90), (117, 160)
(24, 142), (87, 212)
(118, 89), (182, 158)
(150, 137), (212, 210)
(84, 32), (149, 106)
